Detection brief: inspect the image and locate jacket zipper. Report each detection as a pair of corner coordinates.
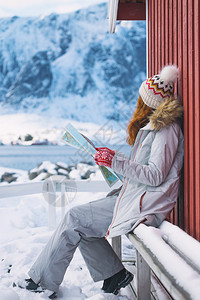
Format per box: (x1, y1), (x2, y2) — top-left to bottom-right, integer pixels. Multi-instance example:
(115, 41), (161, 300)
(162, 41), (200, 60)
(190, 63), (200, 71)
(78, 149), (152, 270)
(132, 131), (144, 161)
(106, 131), (144, 238)
(106, 179), (129, 238)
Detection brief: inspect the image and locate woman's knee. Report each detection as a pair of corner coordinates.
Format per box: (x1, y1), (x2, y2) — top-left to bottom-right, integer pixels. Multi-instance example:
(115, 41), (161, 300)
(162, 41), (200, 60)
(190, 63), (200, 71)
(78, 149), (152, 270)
(63, 206), (80, 226)
(64, 204), (92, 228)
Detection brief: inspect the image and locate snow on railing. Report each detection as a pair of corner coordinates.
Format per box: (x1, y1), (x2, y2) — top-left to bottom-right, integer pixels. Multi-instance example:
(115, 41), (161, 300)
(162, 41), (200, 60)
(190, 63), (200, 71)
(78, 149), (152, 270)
(128, 222), (200, 300)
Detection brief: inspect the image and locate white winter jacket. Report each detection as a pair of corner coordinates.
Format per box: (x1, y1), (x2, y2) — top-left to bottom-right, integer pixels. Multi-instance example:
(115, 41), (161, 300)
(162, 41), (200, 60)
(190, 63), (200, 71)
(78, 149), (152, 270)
(107, 98), (184, 237)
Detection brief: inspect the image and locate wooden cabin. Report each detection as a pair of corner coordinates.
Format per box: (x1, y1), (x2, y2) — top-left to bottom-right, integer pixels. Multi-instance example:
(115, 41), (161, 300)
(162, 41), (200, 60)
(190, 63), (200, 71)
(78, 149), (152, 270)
(108, 0), (200, 241)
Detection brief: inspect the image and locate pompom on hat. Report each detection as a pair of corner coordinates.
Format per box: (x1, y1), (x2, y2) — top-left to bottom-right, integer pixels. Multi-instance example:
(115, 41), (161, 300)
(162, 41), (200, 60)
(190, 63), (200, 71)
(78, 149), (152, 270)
(139, 65), (179, 109)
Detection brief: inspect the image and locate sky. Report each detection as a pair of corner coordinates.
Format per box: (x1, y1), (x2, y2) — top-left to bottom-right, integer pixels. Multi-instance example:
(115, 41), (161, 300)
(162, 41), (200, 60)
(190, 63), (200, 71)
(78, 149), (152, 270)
(0, 0), (105, 18)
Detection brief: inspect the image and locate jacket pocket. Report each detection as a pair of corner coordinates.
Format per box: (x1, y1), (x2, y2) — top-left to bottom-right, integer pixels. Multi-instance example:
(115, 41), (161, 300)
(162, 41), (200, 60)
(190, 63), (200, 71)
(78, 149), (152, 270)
(147, 180), (178, 203)
(139, 192), (146, 212)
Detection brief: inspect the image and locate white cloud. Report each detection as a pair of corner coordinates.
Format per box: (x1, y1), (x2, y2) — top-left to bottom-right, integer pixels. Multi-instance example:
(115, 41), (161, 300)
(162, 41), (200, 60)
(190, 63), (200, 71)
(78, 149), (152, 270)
(0, 0), (105, 18)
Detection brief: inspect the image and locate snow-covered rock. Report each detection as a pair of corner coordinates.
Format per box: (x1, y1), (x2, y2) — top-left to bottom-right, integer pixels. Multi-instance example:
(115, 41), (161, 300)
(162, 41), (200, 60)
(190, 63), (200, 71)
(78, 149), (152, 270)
(1, 172), (17, 183)
(0, 167), (28, 184)
(56, 161), (69, 170)
(0, 160), (98, 184)
(29, 160), (57, 180)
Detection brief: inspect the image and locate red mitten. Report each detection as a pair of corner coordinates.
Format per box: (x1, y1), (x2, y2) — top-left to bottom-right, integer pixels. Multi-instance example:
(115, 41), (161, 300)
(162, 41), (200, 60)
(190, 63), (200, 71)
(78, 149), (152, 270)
(95, 148), (115, 168)
(96, 147), (115, 155)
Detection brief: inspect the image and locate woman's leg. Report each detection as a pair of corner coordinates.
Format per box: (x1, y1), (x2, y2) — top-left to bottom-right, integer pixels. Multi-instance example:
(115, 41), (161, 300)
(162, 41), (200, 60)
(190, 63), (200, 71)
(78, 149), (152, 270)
(79, 236), (123, 282)
(28, 196), (123, 293)
(78, 196), (124, 282)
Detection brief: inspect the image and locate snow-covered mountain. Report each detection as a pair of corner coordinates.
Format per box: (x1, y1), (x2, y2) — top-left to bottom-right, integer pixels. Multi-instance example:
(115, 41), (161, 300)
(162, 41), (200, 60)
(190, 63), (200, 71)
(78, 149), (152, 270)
(0, 3), (146, 123)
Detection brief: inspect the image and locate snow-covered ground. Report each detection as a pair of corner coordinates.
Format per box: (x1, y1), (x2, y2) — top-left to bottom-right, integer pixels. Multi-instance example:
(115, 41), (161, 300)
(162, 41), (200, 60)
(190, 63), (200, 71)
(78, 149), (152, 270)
(0, 166), (135, 300)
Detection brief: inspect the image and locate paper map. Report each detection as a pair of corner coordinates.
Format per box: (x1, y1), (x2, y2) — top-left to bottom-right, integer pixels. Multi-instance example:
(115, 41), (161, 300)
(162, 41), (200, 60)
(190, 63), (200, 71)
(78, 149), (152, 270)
(62, 123), (122, 187)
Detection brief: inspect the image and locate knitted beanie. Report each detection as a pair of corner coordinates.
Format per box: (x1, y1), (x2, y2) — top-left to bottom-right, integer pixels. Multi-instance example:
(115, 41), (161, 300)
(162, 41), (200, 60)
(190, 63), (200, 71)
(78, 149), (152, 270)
(139, 65), (179, 109)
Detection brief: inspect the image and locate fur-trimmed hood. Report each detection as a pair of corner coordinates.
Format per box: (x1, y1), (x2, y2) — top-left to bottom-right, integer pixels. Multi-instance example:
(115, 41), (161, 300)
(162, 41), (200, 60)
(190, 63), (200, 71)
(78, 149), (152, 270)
(149, 97), (183, 131)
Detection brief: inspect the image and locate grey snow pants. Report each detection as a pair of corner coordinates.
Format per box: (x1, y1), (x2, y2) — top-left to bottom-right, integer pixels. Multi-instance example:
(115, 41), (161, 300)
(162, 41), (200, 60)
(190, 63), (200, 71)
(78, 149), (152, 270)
(28, 195), (124, 293)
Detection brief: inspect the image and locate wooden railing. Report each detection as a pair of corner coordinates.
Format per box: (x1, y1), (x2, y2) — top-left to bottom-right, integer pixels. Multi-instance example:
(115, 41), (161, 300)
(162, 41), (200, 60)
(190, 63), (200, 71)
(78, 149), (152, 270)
(0, 176), (112, 228)
(127, 222), (200, 299)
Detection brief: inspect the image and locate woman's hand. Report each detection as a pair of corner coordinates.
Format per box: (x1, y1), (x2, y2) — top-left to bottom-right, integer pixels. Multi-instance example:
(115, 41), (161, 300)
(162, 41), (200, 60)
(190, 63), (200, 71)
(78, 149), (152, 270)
(95, 147), (115, 168)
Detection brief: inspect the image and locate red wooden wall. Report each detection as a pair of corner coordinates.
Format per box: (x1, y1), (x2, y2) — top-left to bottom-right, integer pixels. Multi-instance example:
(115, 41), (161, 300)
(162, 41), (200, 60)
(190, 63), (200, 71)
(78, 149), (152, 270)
(147, 0), (200, 241)
(117, 1), (146, 20)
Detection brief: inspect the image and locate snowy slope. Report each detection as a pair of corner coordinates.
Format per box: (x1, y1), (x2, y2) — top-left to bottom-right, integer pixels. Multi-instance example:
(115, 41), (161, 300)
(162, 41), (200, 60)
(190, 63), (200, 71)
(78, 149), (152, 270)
(0, 3), (146, 124)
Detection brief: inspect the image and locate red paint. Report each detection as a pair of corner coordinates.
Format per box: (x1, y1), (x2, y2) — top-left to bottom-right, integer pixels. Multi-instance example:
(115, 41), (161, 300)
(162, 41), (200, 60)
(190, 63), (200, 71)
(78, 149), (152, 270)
(147, 0), (200, 241)
(117, 3), (146, 20)
(194, 0), (200, 242)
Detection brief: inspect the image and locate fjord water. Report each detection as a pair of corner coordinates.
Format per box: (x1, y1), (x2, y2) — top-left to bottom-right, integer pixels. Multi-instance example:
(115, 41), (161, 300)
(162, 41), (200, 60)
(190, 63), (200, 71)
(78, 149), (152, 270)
(0, 145), (93, 171)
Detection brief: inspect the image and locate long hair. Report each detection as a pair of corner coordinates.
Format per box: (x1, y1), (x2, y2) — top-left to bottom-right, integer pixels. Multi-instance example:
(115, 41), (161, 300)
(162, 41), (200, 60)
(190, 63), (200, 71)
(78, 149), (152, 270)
(127, 96), (153, 145)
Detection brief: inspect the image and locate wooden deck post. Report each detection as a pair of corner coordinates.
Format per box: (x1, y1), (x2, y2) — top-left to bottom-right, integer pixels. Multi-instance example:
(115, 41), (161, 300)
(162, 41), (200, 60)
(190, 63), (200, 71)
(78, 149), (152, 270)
(136, 250), (151, 300)
(111, 236), (122, 260)
(46, 181), (56, 230)
(61, 182), (66, 220)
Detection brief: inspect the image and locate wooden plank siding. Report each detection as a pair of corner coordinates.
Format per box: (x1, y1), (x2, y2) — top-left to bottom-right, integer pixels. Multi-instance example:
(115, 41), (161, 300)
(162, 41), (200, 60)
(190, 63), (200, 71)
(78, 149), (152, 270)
(117, 2), (146, 20)
(194, 0), (200, 241)
(147, 0), (200, 241)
